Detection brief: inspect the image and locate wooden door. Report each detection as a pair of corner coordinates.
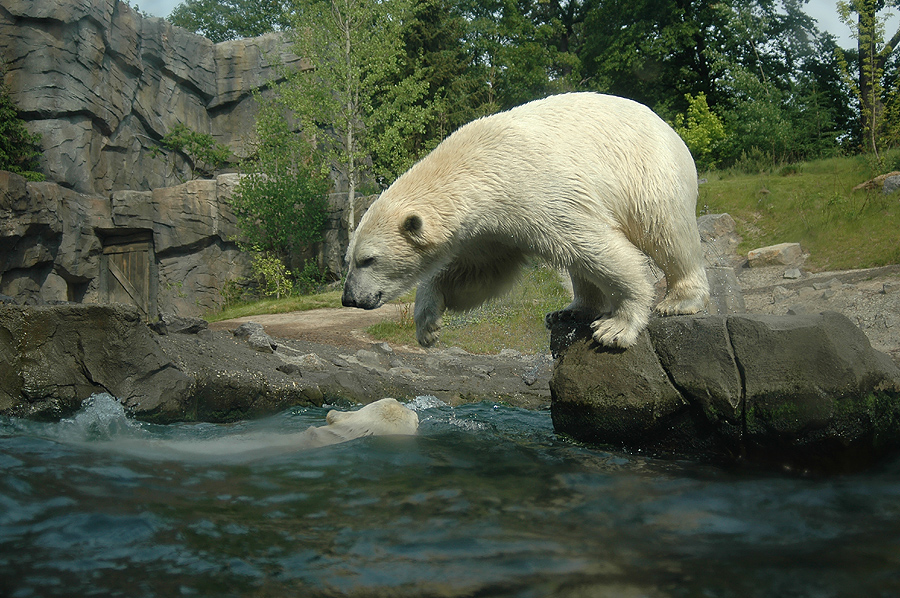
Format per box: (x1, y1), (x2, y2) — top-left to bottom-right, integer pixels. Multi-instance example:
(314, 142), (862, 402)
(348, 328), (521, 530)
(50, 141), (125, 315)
(101, 232), (156, 321)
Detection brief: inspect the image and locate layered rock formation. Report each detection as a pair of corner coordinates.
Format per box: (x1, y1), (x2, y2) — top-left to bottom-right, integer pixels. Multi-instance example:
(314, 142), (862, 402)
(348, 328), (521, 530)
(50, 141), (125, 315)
(0, 0), (303, 194)
(1, 170), (250, 316)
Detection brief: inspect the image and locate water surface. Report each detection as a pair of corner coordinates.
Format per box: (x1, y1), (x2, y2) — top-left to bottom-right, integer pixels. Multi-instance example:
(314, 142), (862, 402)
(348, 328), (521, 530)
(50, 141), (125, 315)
(2, 394), (899, 597)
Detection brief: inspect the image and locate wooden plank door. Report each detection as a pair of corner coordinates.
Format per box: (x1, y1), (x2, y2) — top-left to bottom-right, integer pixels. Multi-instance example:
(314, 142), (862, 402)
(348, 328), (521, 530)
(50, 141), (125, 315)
(101, 233), (156, 321)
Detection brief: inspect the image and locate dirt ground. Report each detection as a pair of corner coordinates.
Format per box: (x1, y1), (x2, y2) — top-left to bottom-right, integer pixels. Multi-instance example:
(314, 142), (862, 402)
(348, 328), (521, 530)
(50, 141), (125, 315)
(209, 303), (415, 351)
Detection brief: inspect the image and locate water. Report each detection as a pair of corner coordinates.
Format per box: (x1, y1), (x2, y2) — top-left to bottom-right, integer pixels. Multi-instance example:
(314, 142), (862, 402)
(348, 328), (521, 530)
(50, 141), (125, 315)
(2, 394), (900, 598)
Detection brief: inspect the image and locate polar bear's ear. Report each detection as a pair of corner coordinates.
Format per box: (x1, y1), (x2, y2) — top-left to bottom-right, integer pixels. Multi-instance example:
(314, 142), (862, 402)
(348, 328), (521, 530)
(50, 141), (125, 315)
(400, 213), (429, 246)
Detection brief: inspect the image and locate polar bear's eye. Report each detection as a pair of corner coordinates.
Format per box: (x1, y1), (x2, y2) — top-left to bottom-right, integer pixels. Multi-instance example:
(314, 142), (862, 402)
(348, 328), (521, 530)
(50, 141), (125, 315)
(358, 256), (376, 268)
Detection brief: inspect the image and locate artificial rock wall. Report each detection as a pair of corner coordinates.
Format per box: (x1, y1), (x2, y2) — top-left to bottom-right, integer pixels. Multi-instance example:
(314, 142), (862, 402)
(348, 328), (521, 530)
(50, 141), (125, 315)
(0, 0), (304, 195)
(0, 0), (356, 315)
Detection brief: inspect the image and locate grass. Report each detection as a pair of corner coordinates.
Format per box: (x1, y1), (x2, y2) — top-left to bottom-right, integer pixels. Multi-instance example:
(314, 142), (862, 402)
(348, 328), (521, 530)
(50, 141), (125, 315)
(366, 264), (571, 354)
(699, 152), (900, 271)
(206, 289), (343, 322)
(206, 152), (900, 353)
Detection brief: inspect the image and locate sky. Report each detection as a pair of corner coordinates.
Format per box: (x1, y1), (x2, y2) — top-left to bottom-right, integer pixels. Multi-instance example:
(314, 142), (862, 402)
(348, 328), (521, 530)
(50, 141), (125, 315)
(135, 0), (887, 51)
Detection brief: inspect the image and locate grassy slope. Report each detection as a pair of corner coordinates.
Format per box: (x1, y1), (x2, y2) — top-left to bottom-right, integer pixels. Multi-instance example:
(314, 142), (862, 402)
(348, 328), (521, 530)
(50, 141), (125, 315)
(699, 154), (900, 271)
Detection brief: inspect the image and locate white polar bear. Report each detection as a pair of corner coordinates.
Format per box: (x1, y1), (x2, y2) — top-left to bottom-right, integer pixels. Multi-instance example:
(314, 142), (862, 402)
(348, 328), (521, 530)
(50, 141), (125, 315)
(342, 92), (709, 349)
(95, 398), (418, 461)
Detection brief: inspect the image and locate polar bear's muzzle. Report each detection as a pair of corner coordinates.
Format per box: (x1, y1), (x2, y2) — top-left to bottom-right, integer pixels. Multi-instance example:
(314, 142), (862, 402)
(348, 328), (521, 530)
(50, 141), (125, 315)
(342, 273), (384, 310)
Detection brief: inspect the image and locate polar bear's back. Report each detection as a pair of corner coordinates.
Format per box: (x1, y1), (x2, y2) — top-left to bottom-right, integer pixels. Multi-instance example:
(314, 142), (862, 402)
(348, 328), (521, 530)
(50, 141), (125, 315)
(397, 93), (696, 220)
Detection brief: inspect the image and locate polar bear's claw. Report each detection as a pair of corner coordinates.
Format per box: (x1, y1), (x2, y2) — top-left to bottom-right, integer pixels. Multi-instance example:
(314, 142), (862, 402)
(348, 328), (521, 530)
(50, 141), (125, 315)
(416, 321), (442, 347)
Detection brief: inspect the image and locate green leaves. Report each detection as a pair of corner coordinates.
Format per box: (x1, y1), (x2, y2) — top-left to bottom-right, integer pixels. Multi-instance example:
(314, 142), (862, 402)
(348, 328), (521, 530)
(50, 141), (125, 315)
(672, 93), (727, 171)
(154, 123), (231, 180)
(231, 100), (329, 258)
(0, 62), (44, 181)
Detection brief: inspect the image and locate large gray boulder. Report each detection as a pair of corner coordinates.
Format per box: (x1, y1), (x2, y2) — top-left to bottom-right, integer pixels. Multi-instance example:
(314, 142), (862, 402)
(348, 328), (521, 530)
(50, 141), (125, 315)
(0, 303), (193, 420)
(0, 171), (251, 316)
(550, 312), (900, 471)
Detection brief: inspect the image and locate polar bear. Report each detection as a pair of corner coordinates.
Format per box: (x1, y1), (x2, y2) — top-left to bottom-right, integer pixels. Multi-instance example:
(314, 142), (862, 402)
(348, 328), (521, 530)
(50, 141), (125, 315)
(300, 397), (419, 448)
(342, 92), (709, 349)
(95, 398), (418, 461)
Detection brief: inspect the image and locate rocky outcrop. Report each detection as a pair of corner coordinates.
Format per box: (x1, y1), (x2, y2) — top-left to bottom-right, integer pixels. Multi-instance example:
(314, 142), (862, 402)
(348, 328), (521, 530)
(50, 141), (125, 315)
(549, 312), (900, 472)
(0, 0), (303, 195)
(0, 170), (251, 316)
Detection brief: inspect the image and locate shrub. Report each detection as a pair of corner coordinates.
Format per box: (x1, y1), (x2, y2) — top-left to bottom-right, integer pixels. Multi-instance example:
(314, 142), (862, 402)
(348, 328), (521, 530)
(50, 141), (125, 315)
(0, 63), (44, 181)
(153, 123), (231, 180)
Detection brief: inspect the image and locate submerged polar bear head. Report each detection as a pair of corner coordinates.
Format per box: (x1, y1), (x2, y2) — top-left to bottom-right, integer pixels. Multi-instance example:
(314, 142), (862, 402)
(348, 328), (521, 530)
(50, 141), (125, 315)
(303, 398), (420, 447)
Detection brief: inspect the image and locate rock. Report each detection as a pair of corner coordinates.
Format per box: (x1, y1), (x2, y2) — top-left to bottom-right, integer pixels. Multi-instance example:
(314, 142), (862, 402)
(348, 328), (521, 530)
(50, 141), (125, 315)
(549, 312), (900, 471)
(697, 213), (743, 267)
(233, 322), (277, 353)
(150, 312), (209, 335)
(747, 242), (804, 267)
(0, 1), (303, 195)
(783, 268), (803, 280)
(0, 304), (553, 424)
(0, 172), (252, 317)
(0, 303), (193, 420)
(704, 267), (746, 315)
(882, 174), (900, 194)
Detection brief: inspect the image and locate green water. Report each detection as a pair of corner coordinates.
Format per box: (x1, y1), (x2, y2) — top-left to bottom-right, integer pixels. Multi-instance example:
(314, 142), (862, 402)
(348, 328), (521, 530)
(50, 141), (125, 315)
(2, 394), (899, 597)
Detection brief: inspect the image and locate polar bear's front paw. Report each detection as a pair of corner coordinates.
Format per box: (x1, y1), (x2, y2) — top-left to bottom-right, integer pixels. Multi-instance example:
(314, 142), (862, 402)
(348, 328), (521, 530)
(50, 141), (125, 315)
(544, 309), (578, 328)
(590, 316), (640, 349)
(416, 319), (442, 347)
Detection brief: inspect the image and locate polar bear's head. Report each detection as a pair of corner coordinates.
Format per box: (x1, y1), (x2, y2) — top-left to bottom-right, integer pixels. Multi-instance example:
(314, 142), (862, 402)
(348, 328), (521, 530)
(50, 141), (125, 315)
(323, 398), (419, 441)
(342, 193), (451, 310)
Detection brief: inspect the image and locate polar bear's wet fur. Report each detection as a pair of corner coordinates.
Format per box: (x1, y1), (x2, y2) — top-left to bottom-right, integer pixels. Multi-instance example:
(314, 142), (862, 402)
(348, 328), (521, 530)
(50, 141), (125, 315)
(99, 398), (418, 461)
(342, 92), (709, 349)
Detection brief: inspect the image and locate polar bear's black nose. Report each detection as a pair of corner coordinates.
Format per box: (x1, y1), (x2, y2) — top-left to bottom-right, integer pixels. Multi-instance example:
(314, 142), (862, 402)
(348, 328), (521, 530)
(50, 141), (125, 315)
(341, 292), (357, 308)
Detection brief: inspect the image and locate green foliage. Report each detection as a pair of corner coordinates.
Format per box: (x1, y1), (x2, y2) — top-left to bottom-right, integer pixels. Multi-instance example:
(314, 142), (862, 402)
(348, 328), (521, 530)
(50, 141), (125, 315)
(168, 0), (292, 42)
(0, 63), (44, 181)
(251, 251), (294, 299)
(280, 0), (432, 228)
(672, 93), (727, 171)
(231, 97), (329, 258)
(154, 123), (231, 180)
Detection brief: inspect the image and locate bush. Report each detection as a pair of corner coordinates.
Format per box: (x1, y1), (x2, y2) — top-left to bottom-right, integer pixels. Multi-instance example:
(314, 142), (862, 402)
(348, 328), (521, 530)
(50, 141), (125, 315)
(153, 123), (231, 180)
(0, 63), (44, 181)
(672, 92), (727, 172)
(231, 97), (329, 259)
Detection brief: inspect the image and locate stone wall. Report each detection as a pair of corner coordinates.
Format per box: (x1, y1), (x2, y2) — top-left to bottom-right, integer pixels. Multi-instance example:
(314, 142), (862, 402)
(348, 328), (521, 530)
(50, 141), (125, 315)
(0, 0), (358, 312)
(0, 0), (303, 195)
(1, 169), (250, 317)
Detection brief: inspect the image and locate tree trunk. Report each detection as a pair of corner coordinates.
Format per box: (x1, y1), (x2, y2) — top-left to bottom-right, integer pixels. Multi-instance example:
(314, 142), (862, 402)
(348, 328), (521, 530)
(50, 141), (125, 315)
(857, 0), (881, 156)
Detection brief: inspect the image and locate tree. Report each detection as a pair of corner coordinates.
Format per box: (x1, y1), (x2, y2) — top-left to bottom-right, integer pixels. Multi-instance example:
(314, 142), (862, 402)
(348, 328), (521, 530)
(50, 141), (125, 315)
(0, 62), (44, 181)
(168, 0), (292, 42)
(671, 92), (727, 171)
(231, 95), (329, 259)
(838, 0), (900, 157)
(281, 0), (429, 231)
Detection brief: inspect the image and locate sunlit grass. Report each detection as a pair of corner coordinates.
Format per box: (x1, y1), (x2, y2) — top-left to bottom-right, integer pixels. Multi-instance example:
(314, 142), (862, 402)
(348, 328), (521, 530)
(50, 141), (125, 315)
(206, 289), (343, 322)
(366, 263), (571, 354)
(699, 152), (900, 271)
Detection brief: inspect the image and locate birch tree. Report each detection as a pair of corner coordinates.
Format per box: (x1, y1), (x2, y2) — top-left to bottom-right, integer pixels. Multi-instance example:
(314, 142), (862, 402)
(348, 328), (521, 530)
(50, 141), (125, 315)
(838, 0), (900, 157)
(283, 0), (426, 232)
